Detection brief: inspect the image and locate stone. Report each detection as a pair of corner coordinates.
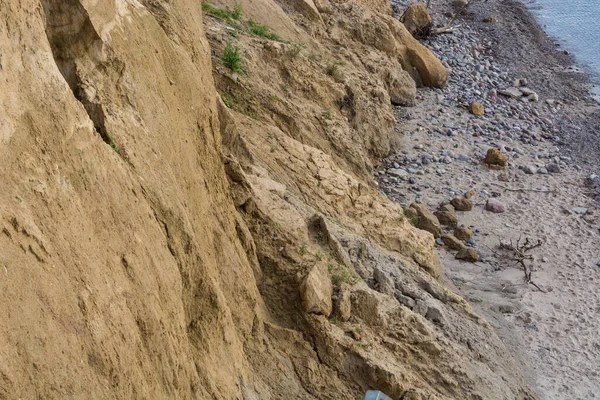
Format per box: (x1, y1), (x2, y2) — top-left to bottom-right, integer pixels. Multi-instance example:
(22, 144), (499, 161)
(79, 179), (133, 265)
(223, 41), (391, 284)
(529, 93), (539, 102)
(441, 234), (464, 250)
(469, 101), (485, 116)
(483, 17), (497, 23)
(410, 203), (442, 238)
(454, 225), (473, 241)
(485, 148), (508, 167)
(394, 290), (416, 309)
(498, 87), (523, 98)
(400, 3), (433, 36)
(464, 189), (476, 199)
(385, 69), (417, 106)
(519, 87), (536, 95)
(300, 262), (333, 316)
(485, 198), (506, 213)
(334, 289), (352, 321)
(373, 267), (394, 296)
(497, 170), (510, 182)
(413, 299), (428, 316)
(455, 248), (479, 262)
(434, 204), (457, 227)
(547, 163), (561, 173)
(572, 207), (588, 215)
(450, 197), (473, 211)
(523, 165), (537, 174)
(425, 304), (445, 324)
(388, 168), (408, 179)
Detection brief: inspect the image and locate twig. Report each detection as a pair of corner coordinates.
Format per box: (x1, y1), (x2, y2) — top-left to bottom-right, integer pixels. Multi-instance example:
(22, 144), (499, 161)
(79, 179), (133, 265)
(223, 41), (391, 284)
(431, 0), (481, 35)
(491, 183), (558, 194)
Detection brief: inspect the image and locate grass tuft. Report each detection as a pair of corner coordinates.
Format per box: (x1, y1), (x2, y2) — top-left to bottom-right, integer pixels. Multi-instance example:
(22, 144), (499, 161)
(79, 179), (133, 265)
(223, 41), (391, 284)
(248, 20), (285, 42)
(223, 41), (242, 72)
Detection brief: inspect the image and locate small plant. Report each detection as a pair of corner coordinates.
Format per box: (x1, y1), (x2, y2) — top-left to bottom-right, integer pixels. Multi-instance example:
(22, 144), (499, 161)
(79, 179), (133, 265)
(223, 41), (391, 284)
(223, 41), (242, 72)
(321, 110), (331, 120)
(201, 1), (213, 12)
(326, 60), (344, 81)
(285, 43), (303, 59)
(299, 243), (308, 256)
(232, 3), (242, 19)
(220, 92), (234, 108)
(328, 263), (358, 286)
(248, 20), (285, 42)
(315, 250), (323, 261)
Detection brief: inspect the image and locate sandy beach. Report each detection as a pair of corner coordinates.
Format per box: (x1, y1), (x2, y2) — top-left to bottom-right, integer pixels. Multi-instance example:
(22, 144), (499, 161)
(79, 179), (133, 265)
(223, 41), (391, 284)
(381, 0), (600, 398)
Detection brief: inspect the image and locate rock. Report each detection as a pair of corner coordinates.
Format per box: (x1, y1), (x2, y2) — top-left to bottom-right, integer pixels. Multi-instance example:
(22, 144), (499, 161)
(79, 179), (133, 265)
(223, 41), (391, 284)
(537, 168), (548, 175)
(441, 234), (464, 250)
(400, 3), (433, 36)
(484, 148), (508, 167)
(425, 304), (445, 324)
(450, 197), (473, 211)
(454, 225), (473, 241)
(483, 17), (497, 23)
(334, 289), (352, 321)
(547, 163), (561, 173)
(469, 101), (485, 116)
(523, 165), (537, 174)
(413, 299), (428, 316)
(434, 204), (457, 227)
(385, 69), (417, 106)
(300, 262), (333, 316)
(373, 267), (394, 296)
(485, 198), (506, 213)
(388, 168), (408, 179)
(498, 87), (523, 98)
(464, 189), (476, 199)
(519, 87), (536, 95)
(497, 170), (510, 182)
(455, 248), (479, 262)
(528, 93), (539, 102)
(394, 290), (416, 309)
(572, 207), (588, 215)
(410, 203), (442, 238)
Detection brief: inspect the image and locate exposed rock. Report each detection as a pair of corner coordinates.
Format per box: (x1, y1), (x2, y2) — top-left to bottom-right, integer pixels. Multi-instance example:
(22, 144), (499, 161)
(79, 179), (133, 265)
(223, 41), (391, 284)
(485, 148), (508, 167)
(486, 198), (507, 213)
(573, 207), (588, 215)
(441, 234), (465, 250)
(410, 203), (442, 238)
(547, 163), (561, 173)
(454, 225), (473, 241)
(523, 165), (537, 174)
(400, 3), (433, 37)
(425, 304), (445, 325)
(413, 299), (428, 316)
(334, 289), (352, 321)
(373, 267), (395, 296)
(394, 290), (416, 309)
(450, 197), (473, 211)
(300, 262), (333, 316)
(498, 87), (523, 98)
(464, 189), (477, 199)
(469, 101), (485, 116)
(456, 248), (479, 262)
(385, 69), (417, 106)
(434, 204), (458, 227)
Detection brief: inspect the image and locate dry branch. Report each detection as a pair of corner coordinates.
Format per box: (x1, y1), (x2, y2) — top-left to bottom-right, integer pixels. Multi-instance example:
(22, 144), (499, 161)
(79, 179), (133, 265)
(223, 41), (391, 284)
(488, 236), (546, 292)
(431, 0), (482, 35)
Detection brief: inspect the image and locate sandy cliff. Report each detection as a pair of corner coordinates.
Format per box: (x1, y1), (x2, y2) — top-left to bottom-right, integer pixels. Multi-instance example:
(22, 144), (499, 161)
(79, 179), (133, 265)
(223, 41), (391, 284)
(0, 0), (536, 398)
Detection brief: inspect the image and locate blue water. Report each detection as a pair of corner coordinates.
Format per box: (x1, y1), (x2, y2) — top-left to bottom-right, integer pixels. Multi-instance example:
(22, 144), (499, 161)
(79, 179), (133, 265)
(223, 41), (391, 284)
(525, 0), (600, 98)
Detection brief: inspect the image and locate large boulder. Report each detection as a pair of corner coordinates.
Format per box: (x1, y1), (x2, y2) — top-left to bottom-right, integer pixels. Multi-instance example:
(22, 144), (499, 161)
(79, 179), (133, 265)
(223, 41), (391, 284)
(300, 262), (333, 316)
(410, 203), (442, 238)
(400, 3), (433, 37)
(385, 69), (417, 106)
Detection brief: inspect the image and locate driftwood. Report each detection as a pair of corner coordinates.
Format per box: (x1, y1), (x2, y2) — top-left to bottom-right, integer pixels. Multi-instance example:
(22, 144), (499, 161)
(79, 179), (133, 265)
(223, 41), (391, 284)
(430, 0), (483, 35)
(488, 236), (546, 292)
(491, 182), (558, 194)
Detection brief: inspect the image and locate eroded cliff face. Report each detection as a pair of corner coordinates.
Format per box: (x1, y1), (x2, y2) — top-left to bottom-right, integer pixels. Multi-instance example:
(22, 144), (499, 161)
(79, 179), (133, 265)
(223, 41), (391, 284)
(0, 0), (535, 399)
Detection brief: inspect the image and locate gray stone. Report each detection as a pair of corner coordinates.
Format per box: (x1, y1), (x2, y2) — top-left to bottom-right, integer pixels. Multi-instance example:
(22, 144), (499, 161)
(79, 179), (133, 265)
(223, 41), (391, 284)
(425, 304), (445, 324)
(523, 165), (537, 174)
(394, 290), (416, 309)
(572, 207), (588, 215)
(373, 267), (395, 296)
(499, 87), (523, 98)
(486, 198), (506, 213)
(547, 163), (561, 173)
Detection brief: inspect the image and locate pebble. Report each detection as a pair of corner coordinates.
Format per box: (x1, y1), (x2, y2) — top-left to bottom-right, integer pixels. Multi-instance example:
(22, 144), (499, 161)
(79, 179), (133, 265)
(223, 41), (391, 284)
(572, 207), (588, 215)
(547, 163), (561, 173)
(486, 198), (506, 213)
(523, 165), (537, 174)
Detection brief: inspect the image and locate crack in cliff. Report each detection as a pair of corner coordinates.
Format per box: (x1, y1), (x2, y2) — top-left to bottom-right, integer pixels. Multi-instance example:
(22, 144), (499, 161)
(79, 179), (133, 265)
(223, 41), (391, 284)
(40, 0), (114, 148)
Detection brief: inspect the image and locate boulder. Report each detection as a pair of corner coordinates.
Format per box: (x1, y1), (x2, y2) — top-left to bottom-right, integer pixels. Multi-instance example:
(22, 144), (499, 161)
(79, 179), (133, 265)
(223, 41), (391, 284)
(485, 198), (506, 213)
(485, 148), (508, 167)
(441, 234), (464, 250)
(455, 248), (479, 262)
(450, 197), (473, 211)
(434, 204), (457, 227)
(454, 225), (473, 241)
(334, 289), (352, 321)
(300, 262), (333, 316)
(410, 202), (442, 238)
(547, 163), (561, 173)
(469, 101), (485, 116)
(400, 3), (432, 37)
(385, 69), (417, 106)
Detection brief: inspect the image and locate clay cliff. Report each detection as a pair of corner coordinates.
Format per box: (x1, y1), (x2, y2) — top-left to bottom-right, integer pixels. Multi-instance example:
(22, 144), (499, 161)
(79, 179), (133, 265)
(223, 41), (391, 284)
(0, 0), (536, 399)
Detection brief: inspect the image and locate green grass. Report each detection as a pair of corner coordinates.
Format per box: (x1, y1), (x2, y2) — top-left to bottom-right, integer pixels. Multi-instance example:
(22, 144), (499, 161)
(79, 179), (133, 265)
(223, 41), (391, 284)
(321, 110), (331, 120)
(232, 3), (242, 19)
(202, 2), (242, 26)
(285, 43), (303, 59)
(328, 263), (358, 286)
(223, 41), (242, 72)
(248, 20), (286, 42)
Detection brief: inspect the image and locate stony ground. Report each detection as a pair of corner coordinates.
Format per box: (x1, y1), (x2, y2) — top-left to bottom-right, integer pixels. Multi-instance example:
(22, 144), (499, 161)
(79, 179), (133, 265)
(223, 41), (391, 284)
(379, 0), (600, 398)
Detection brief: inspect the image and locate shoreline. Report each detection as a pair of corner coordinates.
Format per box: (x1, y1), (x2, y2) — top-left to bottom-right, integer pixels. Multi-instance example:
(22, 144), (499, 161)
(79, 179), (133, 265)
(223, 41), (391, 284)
(381, 0), (600, 398)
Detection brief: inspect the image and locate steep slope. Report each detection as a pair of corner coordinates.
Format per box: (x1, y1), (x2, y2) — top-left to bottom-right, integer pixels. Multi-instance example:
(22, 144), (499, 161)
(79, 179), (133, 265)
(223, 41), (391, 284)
(0, 0), (536, 399)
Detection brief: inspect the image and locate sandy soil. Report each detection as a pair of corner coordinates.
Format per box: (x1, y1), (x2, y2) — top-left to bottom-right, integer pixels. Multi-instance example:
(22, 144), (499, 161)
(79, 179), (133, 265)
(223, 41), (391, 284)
(380, 0), (600, 398)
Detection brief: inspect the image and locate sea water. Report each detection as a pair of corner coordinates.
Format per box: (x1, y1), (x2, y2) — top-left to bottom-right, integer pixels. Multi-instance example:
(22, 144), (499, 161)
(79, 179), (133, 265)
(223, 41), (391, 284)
(524, 0), (600, 99)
